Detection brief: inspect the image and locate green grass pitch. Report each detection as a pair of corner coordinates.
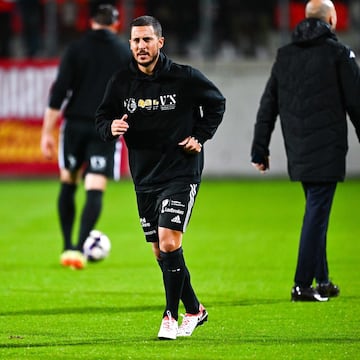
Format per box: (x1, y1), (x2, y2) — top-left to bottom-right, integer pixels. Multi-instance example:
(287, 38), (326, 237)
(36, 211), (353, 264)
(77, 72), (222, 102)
(0, 178), (359, 359)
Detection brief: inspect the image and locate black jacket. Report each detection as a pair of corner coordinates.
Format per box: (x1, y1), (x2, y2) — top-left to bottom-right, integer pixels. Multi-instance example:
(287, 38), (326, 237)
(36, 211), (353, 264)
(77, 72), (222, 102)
(251, 18), (360, 182)
(96, 53), (225, 190)
(49, 29), (131, 120)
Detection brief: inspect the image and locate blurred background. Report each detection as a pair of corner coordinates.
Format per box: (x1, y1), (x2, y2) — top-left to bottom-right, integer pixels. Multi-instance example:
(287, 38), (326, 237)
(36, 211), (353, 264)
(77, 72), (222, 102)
(1, 0), (359, 59)
(0, 0), (359, 178)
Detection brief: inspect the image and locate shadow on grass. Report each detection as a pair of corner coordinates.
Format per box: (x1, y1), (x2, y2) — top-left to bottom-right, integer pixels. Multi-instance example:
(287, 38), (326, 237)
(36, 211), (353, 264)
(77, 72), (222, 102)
(0, 338), (124, 349)
(206, 295), (360, 307)
(0, 298), (288, 318)
(2, 294), (358, 317)
(0, 304), (164, 317)
(210, 298), (288, 306)
(1, 335), (359, 349)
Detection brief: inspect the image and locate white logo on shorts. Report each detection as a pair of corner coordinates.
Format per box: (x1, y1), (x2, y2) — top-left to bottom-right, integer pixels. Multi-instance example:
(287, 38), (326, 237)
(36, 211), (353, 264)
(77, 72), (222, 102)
(140, 217), (150, 228)
(90, 156), (106, 170)
(171, 215), (181, 224)
(67, 155), (77, 169)
(161, 199), (170, 213)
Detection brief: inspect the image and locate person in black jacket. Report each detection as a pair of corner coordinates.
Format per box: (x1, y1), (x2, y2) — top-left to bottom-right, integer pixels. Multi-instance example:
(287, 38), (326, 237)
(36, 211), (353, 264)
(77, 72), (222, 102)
(96, 15), (225, 339)
(251, 0), (360, 302)
(40, 4), (131, 269)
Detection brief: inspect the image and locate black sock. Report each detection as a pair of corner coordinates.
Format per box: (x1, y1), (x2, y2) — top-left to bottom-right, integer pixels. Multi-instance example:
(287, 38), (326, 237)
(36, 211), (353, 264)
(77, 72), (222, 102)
(181, 265), (200, 314)
(157, 258), (199, 314)
(160, 248), (186, 320)
(58, 183), (77, 251)
(76, 189), (103, 250)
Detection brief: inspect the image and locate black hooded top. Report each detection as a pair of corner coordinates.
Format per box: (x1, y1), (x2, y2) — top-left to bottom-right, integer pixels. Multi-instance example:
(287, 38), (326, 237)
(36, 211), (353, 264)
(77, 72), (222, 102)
(96, 53), (226, 190)
(49, 29), (131, 120)
(251, 18), (360, 182)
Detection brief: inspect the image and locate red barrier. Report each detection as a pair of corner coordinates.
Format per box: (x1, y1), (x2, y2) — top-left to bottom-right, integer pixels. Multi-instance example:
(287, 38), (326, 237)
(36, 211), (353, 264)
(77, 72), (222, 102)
(0, 59), (129, 178)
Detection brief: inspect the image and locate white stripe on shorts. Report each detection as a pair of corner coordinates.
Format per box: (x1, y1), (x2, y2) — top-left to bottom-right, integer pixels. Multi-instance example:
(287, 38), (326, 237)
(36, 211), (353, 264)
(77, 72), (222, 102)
(58, 120), (65, 169)
(183, 183), (197, 232)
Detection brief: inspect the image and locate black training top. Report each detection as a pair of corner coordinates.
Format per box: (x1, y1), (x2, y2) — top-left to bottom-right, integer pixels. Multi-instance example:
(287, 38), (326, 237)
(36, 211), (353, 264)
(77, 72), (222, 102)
(96, 53), (226, 190)
(49, 29), (131, 121)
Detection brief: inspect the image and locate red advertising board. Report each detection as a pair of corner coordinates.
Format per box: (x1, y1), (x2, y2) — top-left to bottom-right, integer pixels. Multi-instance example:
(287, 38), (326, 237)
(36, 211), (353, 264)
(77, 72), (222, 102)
(275, 1), (349, 31)
(0, 59), (129, 178)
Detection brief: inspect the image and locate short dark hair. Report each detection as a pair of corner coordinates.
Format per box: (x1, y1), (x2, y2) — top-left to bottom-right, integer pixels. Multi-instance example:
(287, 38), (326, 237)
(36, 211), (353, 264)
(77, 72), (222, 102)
(92, 4), (119, 26)
(130, 15), (163, 37)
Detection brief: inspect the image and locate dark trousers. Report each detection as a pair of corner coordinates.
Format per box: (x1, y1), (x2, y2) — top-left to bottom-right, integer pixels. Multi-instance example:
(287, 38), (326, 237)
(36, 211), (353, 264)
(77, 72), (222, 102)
(294, 182), (337, 287)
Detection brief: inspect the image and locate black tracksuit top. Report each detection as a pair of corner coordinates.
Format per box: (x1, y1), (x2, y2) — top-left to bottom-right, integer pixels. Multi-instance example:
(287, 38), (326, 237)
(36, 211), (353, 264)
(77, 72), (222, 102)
(96, 53), (226, 190)
(49, 29), (131, 121)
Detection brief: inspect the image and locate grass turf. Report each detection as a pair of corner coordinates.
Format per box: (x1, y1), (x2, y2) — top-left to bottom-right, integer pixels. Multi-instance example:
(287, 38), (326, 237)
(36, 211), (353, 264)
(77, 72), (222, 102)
(0, 178), (359, 359)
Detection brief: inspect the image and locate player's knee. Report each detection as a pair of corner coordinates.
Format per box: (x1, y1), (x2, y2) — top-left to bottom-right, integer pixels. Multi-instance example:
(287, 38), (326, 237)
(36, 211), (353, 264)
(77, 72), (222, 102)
(158, 228), (182, 252)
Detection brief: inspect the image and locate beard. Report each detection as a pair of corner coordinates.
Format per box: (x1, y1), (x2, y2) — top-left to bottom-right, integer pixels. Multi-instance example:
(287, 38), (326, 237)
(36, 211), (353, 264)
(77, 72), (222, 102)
(136, 52), (159, 69)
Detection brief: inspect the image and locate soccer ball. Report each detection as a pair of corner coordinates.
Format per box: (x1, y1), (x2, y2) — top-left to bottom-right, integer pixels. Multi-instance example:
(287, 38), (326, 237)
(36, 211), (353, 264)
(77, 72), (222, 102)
(83, 230), (111, 261)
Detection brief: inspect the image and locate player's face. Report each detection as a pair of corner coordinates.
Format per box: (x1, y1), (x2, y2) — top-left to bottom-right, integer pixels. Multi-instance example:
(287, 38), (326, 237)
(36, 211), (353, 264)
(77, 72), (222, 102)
(129, 25), (164, 74)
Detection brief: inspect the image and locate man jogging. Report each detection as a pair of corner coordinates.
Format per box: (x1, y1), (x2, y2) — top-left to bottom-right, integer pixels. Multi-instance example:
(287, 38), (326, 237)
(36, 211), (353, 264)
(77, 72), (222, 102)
(96, 15), (225, 339)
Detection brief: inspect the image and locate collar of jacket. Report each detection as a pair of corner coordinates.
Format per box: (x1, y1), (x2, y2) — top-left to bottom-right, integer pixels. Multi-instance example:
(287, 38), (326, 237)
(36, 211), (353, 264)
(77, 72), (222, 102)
(129, 52), (172, 80)
(292, 18), (337, 45)
(90, 28), (116, 41)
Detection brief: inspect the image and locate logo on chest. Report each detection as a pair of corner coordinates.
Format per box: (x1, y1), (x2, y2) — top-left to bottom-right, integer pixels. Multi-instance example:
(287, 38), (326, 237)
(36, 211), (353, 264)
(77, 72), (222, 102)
(124, 94), (176, 113)
(159, 94), (177, 111)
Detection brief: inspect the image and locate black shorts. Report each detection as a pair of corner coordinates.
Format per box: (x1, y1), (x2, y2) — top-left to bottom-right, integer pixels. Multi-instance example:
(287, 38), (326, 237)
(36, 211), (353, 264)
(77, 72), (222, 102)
(136, 183), (200, 242)
(59, 119), (121, 179)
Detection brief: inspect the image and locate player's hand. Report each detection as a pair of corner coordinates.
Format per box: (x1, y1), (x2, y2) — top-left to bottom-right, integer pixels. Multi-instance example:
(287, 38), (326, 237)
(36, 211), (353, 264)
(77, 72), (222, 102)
(111, 114), (129, 136)
(40, 133), (56, 160)
(178, 136), (202, 154)
(251, 158), (269, 174)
